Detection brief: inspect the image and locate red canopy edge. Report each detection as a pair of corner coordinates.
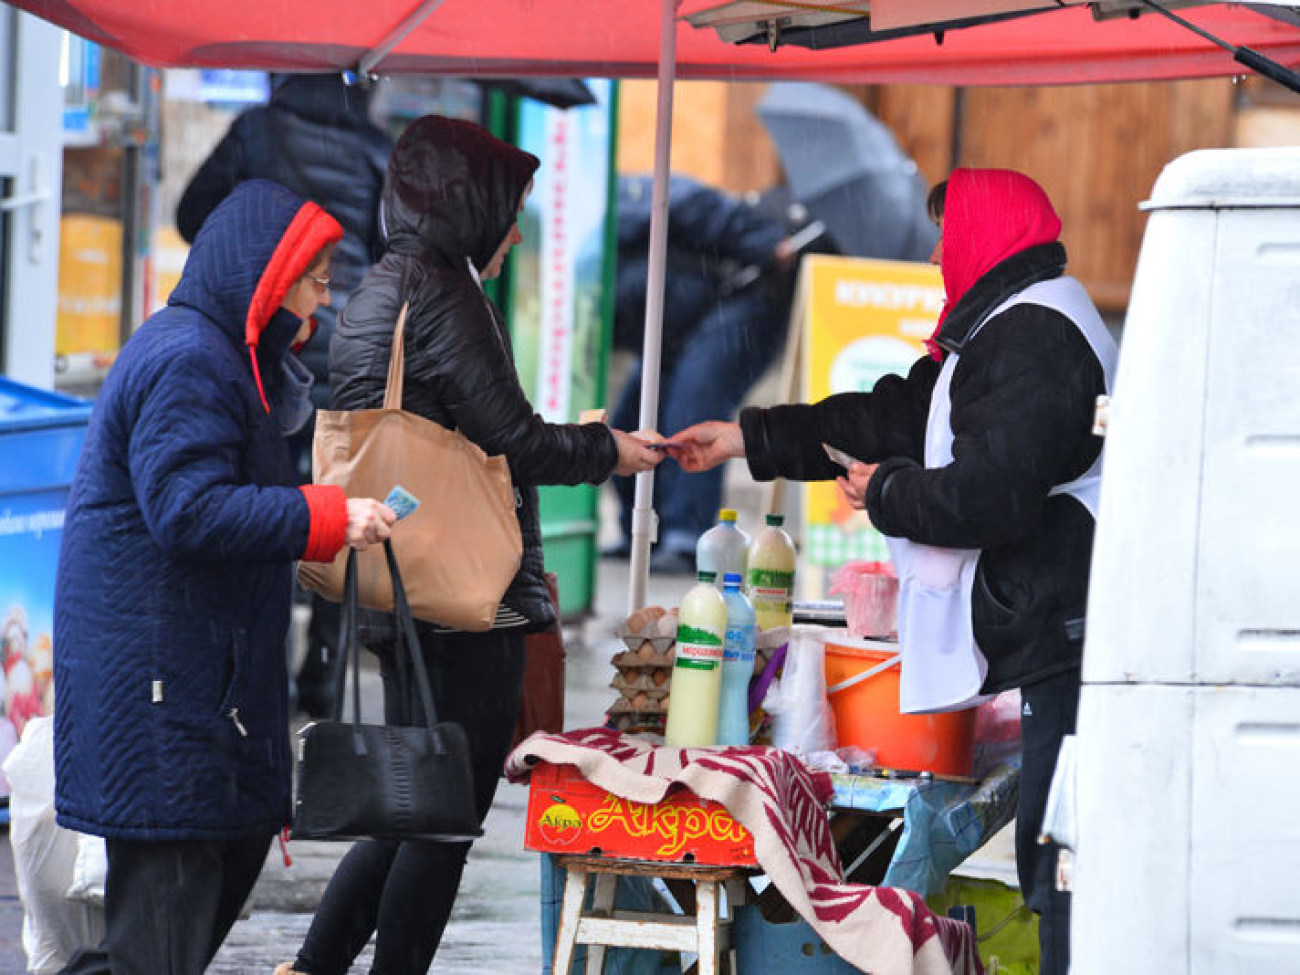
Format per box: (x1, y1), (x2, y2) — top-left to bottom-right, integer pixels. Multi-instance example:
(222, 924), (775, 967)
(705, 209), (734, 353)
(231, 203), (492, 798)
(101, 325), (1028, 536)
(9, 0), (1300, 85)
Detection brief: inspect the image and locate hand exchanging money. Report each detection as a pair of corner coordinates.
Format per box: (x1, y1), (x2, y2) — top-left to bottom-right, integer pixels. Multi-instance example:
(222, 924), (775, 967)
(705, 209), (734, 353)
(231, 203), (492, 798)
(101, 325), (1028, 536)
(662, 421), (745, 472)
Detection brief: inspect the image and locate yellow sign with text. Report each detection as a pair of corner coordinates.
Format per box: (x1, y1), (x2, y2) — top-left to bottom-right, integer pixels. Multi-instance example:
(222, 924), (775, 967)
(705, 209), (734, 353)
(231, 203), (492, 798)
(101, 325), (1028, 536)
(588, 795), (749, 859)
(795, 255), (942, 576)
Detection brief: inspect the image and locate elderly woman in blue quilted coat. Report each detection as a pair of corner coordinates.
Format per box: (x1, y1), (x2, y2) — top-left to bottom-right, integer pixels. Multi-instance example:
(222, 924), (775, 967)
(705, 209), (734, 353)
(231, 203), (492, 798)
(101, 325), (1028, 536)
(52, 178), (396, 975)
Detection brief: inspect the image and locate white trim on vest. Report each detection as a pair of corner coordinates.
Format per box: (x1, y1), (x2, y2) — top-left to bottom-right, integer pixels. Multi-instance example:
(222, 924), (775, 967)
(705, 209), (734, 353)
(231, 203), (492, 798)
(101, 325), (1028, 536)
(928, 276), (1118, 518)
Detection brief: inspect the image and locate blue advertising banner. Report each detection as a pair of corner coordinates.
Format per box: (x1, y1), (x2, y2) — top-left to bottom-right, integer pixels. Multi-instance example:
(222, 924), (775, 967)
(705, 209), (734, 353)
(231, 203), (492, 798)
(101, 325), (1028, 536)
(0, 379), (91, 795)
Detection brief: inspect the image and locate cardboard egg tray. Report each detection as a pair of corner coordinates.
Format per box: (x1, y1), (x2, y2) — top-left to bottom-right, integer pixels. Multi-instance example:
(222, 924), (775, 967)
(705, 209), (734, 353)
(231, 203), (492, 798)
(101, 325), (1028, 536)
(608, 605), (679, 733)
(608, 690), (671, 715)
(605, 614), (792, 738)
(608, 710), (667, 735)
(607, 660), (673, 714)
(611, 669), (671, 696)
(615, 605), (678, 654)
(611, 640), (675, 670)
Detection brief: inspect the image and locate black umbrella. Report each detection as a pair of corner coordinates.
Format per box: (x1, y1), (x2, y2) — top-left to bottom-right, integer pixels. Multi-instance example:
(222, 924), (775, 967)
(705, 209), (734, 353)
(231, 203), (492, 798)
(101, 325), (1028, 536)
(479, 79), (596, 109)
(757, 82), (937, 262)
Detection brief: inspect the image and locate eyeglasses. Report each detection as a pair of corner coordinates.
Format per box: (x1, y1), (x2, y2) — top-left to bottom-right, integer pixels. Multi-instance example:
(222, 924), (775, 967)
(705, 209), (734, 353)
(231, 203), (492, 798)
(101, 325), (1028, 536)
(304, 272), (331, 292)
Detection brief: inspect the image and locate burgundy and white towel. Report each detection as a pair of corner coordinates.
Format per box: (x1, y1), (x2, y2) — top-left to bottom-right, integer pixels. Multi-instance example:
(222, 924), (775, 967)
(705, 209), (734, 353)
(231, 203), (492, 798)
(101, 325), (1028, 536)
(507, 728), (982, 975)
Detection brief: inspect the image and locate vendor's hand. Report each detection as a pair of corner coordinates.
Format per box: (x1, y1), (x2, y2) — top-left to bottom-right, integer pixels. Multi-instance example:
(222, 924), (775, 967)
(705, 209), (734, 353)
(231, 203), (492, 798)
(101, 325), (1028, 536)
(667, 421), (745, 472)
(612, 429), (665, 477)
(346, 498), (397, 550)
(835, 462), (877, 511)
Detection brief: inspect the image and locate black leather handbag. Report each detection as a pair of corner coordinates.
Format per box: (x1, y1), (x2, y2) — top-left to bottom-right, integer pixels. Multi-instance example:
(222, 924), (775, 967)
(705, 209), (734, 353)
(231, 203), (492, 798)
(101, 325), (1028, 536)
(291, 542), (482, 842)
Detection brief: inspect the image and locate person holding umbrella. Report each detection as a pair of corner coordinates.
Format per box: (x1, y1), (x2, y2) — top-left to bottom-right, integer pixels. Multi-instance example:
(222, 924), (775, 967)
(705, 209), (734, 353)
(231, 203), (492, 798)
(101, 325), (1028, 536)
(669, 168), (1117, 975)
(756, 81), (936, 263)
(605, 174), (804, 573)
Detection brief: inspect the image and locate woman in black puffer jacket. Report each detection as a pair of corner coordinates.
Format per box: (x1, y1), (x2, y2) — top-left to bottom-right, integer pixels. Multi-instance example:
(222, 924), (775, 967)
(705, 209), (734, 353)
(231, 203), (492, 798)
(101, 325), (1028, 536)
(280, 116), (661, 975)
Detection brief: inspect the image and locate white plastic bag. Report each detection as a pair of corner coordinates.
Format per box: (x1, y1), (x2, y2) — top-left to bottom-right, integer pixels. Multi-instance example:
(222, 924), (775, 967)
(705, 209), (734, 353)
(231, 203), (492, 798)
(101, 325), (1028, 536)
(3, 716), (105, 974)
(764, 625), (836, 755)
(66, 834), (107, 906)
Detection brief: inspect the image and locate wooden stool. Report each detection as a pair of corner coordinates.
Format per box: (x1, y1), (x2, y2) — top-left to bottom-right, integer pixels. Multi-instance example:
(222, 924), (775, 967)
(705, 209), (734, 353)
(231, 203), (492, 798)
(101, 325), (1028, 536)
(552, 855), (752, 975)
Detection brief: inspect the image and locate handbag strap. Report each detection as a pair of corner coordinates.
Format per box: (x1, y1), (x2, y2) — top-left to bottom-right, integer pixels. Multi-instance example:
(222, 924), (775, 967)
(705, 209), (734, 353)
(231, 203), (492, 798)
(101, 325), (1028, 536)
(383, 540), (446, 750)
(383, 302), (410, 411)
(333, 544), (447, 754)
(335, 550), (368, 755)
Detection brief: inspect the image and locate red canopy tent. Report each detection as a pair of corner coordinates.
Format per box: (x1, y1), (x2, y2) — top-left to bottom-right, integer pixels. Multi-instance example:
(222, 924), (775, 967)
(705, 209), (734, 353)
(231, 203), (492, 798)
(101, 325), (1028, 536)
(8, 0), (1300, 84)
(8, 0), (1299, 604)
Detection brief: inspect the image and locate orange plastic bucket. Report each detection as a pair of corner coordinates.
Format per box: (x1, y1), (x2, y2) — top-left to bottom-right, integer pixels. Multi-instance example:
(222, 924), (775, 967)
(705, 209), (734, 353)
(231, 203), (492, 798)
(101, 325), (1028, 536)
(823, 637), (977, 776)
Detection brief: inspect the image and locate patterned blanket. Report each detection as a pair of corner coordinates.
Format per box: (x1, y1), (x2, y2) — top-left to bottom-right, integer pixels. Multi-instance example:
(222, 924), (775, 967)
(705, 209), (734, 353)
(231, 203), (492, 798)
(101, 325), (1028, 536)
(506, 728), (982, 975)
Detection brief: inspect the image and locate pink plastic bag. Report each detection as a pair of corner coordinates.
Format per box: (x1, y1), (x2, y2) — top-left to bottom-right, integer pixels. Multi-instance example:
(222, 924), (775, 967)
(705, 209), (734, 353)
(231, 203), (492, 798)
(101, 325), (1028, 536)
(829, 561), (899, 639)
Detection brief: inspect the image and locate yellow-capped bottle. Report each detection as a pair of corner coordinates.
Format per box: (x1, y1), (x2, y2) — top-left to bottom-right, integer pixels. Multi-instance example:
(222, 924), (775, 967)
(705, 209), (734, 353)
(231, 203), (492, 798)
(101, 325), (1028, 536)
(747, 513), (796, 631)
(663, 571), (728, 748)
(696, 508), (750, 585)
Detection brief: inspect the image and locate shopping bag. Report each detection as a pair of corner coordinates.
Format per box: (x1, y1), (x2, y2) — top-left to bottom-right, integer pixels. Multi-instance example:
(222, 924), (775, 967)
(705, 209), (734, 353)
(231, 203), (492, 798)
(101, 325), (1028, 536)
(297, 302), (522, 632)
(511, 572), (567, 750)
(3, 717), (105, 973)
(292, 543), (482, 842)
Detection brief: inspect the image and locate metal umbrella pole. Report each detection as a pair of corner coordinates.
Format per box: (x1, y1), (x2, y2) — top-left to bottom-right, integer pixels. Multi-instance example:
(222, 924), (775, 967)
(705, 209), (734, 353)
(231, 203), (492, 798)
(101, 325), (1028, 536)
(628, 0), (681, 614)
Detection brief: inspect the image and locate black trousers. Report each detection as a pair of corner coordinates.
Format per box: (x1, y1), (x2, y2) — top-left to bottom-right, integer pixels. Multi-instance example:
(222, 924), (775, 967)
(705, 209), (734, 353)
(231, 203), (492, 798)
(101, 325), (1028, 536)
(1015, 667), (1080, 975)
(294, 627), (527, 975)
(59, 833), (273, 975)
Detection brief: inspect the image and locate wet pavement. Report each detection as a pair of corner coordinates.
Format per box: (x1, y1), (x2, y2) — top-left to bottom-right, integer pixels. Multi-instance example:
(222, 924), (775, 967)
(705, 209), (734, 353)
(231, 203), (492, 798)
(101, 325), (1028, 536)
(209, 555), (688, 975)
(0, 548), (692, 975)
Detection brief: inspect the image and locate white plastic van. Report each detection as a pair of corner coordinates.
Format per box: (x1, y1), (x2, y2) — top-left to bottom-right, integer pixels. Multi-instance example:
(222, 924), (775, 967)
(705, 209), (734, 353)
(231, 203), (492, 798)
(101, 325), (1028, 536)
(1069, 147), (1300, 972)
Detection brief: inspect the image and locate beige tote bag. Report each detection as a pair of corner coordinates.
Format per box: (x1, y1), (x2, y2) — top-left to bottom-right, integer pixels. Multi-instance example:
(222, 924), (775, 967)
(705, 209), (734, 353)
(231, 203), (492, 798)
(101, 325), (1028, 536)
(298, 303), (523, 631)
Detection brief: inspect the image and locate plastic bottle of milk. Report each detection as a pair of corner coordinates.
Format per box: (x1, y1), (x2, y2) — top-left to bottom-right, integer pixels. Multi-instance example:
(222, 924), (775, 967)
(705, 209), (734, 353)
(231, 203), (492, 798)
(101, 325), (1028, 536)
(716, 573), (757, 747)
(695, 509), (750, 586)
(664, 571), (727, 748)
(747, 513), (797, 631)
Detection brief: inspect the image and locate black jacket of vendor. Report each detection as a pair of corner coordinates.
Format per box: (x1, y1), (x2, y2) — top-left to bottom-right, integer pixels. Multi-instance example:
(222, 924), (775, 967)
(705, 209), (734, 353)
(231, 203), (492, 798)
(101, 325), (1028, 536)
(739, 172), (1108, 693)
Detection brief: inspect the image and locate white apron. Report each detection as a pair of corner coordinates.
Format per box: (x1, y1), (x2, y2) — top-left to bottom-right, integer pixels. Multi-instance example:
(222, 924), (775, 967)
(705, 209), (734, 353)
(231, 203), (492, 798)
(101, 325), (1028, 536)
(887, 276), (1119, 714)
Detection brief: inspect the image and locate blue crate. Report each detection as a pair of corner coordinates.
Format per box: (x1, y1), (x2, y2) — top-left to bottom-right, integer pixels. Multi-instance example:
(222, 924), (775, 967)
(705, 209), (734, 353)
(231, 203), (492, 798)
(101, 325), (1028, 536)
(733, 904), (860, 973)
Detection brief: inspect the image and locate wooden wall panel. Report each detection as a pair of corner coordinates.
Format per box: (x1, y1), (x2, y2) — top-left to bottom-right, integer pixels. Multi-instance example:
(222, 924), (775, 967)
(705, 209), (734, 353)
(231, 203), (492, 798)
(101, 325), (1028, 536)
(868, 85), (958, 187)
(616, 79), (780, 194)
(1167, 78), (1236, 155)
(956, 80), (1234, 312)
(615, 77), (1242, 315)
(721, 81), (784, 193)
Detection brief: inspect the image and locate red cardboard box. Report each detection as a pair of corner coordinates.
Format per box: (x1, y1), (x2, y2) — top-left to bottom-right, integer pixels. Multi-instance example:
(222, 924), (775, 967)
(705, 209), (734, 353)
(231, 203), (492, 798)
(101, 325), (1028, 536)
(524, 762), (757, 867)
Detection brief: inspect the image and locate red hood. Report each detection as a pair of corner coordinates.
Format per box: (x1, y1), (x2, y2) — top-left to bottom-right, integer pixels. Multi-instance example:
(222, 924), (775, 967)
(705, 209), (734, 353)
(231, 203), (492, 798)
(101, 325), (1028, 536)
(928, 168), (1061, 359)
(244, 201), (342, 412)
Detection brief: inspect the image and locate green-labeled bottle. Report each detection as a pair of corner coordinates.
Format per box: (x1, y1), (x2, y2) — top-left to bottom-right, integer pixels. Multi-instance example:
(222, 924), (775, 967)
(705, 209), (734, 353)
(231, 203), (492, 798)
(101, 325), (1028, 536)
(663, 571), (728, 748)
(747, 513), (796, 631)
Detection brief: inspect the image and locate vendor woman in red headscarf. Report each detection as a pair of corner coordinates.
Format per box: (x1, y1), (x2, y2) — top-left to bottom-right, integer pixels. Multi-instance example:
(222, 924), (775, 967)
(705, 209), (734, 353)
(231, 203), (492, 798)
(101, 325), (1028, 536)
(670, 168), (1117, 975)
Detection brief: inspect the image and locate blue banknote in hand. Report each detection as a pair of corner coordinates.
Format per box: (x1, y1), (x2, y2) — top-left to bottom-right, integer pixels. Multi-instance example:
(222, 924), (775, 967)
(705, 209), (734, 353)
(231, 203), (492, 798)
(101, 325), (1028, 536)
(384, 485), (420, 520)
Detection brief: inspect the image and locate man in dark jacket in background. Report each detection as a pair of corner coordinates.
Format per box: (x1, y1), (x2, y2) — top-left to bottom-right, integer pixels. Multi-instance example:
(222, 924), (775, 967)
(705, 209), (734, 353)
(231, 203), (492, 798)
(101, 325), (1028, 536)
(608, 174), (799, 573)
(177, 73), (393, 716)
(178, 74), (391, 415)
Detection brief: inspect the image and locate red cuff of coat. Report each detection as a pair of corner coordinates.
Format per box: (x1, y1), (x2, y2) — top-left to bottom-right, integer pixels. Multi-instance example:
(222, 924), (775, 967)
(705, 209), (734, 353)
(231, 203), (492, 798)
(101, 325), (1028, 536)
(299, 484), (348, 562)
